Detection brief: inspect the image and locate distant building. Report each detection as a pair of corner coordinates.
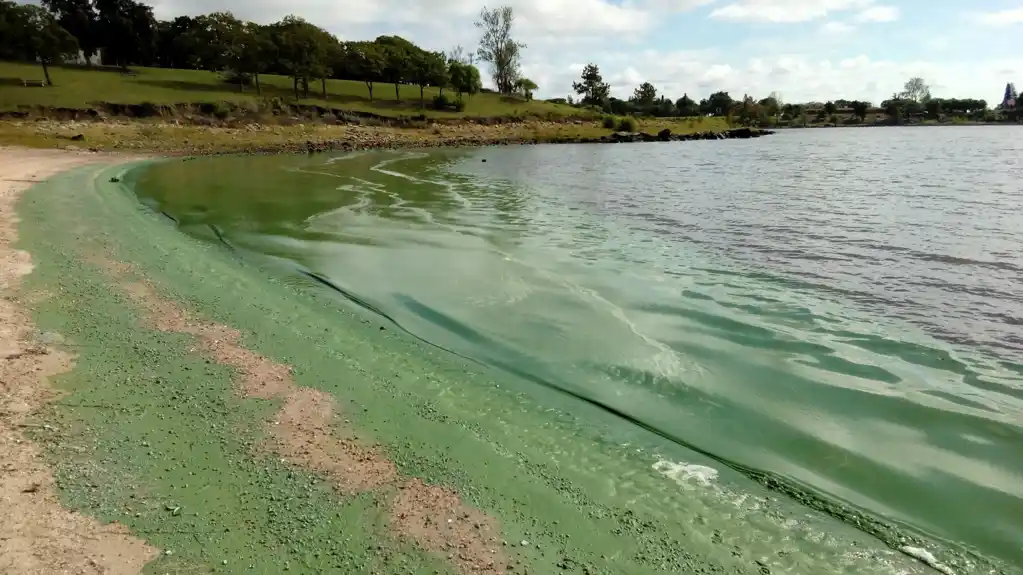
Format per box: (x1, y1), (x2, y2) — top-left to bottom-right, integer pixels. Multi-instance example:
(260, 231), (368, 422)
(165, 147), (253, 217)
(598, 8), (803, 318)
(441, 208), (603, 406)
(63, 49), (102, 66)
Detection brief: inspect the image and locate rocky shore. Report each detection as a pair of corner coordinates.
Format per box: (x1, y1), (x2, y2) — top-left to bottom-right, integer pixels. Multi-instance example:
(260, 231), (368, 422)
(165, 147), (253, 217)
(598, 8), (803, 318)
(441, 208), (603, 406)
(1, 117), (774, 156)
(297, 126), (775, 154)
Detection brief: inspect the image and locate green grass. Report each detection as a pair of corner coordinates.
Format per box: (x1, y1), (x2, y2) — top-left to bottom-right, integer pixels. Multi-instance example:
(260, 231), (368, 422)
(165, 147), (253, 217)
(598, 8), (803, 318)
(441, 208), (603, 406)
(0, 61), (585, 119)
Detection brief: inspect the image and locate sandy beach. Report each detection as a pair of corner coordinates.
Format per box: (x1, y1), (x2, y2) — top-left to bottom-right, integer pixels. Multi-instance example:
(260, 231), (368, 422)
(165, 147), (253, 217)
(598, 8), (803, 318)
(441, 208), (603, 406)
(0, 147), (156, 574)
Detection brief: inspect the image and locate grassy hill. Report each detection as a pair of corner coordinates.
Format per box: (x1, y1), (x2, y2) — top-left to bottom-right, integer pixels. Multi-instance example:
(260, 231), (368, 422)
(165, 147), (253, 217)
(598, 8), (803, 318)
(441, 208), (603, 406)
(0, 61), (585, 120)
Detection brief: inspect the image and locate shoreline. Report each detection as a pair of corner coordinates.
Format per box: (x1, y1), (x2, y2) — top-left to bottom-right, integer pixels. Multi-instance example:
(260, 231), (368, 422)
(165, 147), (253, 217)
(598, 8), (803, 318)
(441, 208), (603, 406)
(0, 116), (772, 156)
(0, 147), (158, 572)
(1, 146), (999, 575)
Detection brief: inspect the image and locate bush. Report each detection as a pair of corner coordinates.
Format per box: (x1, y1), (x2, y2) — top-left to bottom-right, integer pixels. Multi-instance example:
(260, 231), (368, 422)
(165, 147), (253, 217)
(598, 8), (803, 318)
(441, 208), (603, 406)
(432, 94), (450, 110)
(602, 116), (616, 129)
(616, 116), (637, 132)
(829, 114), (838, 124)
(453, 99), (466, 112)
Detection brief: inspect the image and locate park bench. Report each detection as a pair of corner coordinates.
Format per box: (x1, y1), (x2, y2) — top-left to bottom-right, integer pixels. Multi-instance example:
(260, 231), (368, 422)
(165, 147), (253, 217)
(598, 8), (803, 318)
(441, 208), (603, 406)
(21, 79), (46, 87)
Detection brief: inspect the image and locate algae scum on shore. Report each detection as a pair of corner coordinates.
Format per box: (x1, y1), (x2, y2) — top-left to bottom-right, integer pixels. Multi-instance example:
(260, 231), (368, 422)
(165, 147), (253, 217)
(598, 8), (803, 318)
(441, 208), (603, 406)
(11, 131), (1023, 574)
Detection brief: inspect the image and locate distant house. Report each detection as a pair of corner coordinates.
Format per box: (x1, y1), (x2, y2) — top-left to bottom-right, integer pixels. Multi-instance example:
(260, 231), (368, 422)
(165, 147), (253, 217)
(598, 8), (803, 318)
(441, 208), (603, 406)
(63, 49), (102, 66)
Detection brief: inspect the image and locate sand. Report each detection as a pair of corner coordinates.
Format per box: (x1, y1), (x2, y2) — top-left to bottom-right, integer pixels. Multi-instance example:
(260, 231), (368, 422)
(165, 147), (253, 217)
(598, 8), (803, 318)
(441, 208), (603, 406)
(0, 147), (157, 574)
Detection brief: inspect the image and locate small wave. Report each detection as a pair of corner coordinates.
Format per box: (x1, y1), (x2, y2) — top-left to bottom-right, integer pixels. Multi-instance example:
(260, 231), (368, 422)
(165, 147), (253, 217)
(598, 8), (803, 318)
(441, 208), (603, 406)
(653, 459), (719, 487)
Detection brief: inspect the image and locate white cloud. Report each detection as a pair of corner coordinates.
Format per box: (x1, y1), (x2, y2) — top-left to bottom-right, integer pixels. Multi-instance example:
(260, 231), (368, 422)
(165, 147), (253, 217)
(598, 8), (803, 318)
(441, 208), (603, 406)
(709, 0), (871, 23)
(821, 21), (855, 34)
(856, 5), (899, 22)
(970, 8), (1023, 26)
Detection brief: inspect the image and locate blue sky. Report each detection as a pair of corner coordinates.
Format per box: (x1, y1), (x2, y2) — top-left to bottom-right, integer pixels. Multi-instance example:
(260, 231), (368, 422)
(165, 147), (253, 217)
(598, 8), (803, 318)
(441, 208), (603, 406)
(146, 0), (1023, 105)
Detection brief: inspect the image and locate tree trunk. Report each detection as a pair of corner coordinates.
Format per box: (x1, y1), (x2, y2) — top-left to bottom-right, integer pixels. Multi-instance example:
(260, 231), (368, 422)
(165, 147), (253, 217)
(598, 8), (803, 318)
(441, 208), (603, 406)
(302, 77), (310, 98)
(365, 81), (374, 100)
(293, 77), (299, 99)
(255, 73), (261, 95)
(321, 78), (327, 100)
(41, 62), (52, 86)
(394, 83), (400, 101)
(420, 86), (425, 108)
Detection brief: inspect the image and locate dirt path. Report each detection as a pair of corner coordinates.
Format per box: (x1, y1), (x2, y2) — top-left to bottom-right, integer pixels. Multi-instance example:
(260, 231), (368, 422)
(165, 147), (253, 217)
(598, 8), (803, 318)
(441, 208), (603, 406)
(0, 148), (158, 574)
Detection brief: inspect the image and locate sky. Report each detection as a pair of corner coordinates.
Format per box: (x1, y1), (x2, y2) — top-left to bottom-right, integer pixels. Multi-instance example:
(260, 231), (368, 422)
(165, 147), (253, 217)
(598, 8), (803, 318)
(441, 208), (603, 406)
(141, 0), (1023, 104)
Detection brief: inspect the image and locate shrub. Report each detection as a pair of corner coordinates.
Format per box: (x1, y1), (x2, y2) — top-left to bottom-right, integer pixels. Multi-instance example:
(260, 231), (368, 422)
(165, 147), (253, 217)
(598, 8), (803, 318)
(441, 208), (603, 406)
(432, 94), (450, 110)
(453, 100), (466, 112)
(616, 116), (637, 132)
(602, 116), (616, 129)
(829, 114), (838, 124)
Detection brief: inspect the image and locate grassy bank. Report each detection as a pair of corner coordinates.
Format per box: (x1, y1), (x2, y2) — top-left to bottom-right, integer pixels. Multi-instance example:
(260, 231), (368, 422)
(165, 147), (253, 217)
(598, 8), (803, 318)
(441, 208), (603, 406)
(0, 61), (579, 120)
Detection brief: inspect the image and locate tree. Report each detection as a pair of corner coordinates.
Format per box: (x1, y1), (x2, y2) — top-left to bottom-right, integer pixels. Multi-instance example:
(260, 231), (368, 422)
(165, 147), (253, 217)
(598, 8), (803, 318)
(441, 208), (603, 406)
(850, 100), (869, 121)
(515, 77), (537, 100)
(380, 42), (411, 101)
(925, 98), (944, 120)
(572, 63), (610, 107)
(758, 95), (780, 118)
(475, 6), (525, 95)
(41, 0), (98, 64)
(631, 82), (657, 107)
(412, 50), (448, 107)
(7, 4), (79, 85)
(231, 22), (272, 94)
(347, 41), (385, 100)
(675, 94), (698, 117)
(823, 101), (837, 116)
(705, 91), (734, 116)
(94, 0), (158, 67)
(271, 16), (335, 99)
(449, 60), (482, 101)
(901, 77), (930, 103)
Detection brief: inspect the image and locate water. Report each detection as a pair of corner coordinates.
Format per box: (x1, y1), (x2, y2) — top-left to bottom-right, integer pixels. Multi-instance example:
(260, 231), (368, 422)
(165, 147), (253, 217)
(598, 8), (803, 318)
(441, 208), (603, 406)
(134, 126), (1023, 571)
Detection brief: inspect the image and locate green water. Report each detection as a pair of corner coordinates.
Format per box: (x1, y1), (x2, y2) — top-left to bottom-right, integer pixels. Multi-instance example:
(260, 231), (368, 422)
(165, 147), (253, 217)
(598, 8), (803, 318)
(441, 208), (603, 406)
(131, 127), (1023, 573)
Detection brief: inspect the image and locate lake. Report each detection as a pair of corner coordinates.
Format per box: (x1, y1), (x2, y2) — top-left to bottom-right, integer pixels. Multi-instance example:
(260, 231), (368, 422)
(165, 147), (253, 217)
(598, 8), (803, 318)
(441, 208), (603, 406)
(134, 126), (1023, 572)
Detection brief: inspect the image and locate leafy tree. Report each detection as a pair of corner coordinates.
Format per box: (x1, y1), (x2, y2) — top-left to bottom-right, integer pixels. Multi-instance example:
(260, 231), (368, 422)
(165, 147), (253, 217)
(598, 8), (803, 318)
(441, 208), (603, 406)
(705, 91), (734, 116)
(412, 50), (448, 107)
(448, 61), (482, 101)
(271, 16), (335, 99)
(95, 0), (158, 67)
(900, 77), (930, 103)
(675, 94), (698, 116)
(347, 41), (385, 100)
(572, 63), (610, 107)
(41, 0), (98, 64)
(231, 22), (272, 93)
(631, 82), (657, 107)
(823, 100), (837, 116)
(924, 98), (944, 120)
(380, 43), (411, 101)
(515, 77), (537, 100)
(758, 95), (780, 118)
(653, 96), (675, 117)
(475, 6), (525, 95)
(5, 4), (79, 85)
(850, 100), (869, 121)
(155, 16), (202, 69)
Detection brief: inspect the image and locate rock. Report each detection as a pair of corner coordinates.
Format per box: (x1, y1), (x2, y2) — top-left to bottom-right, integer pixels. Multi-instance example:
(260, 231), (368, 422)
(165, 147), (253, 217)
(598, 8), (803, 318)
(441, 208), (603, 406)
(70, 134), (85, 141)
(657, 128), (672, 141)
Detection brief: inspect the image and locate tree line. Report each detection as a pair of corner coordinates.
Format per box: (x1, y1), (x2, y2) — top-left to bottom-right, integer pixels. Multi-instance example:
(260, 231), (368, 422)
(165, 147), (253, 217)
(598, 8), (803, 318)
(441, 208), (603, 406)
(0, 1), (540, 110)
(566, 64), (997, 125)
